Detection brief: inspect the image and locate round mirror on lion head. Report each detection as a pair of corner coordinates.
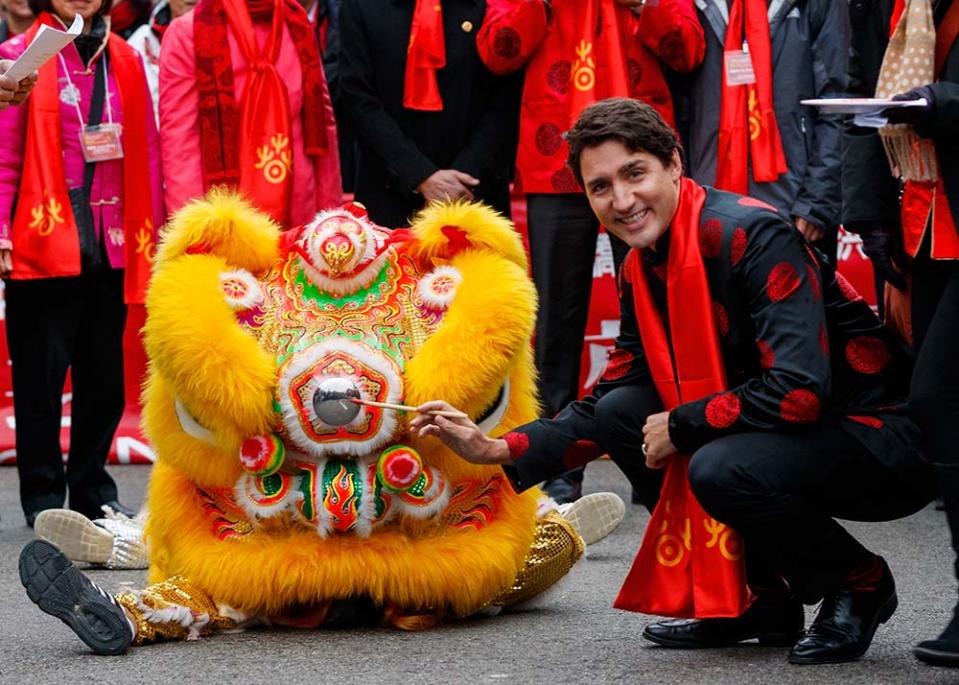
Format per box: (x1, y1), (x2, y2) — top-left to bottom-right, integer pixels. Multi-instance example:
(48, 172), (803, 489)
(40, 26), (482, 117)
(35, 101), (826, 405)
(313, 377), (362, 426)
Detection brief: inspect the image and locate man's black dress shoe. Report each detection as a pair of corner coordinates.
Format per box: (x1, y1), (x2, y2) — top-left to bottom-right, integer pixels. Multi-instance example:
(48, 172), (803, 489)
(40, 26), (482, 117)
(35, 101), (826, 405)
(914, 605), (959, 667)
(25, 511), (38, 528)
(789, 558), (897, 665)
(643, 595), (804, 648)
(19, 540), (133, 655)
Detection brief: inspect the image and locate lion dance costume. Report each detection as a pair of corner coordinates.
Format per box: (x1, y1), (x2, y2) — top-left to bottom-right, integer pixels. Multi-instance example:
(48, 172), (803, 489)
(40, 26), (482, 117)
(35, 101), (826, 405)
(91, 192), (583, 645)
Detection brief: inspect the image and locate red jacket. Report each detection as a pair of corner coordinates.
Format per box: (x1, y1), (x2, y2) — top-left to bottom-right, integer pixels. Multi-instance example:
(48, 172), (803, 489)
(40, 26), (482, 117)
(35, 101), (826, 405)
(477, 0), (704, 194)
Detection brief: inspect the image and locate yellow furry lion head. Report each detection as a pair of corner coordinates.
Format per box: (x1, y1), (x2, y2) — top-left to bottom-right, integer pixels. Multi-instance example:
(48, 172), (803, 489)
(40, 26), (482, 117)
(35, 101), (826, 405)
(142, 191), (546, 619)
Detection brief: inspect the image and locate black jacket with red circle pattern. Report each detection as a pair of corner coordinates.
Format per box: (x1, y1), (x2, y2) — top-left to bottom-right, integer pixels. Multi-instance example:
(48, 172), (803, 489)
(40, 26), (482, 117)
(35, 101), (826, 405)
(503, 187), (927, 491)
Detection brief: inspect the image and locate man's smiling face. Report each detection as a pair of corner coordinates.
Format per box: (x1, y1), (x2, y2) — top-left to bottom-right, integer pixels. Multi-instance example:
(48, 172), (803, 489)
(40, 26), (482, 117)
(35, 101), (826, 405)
(580, 140), (682, 250)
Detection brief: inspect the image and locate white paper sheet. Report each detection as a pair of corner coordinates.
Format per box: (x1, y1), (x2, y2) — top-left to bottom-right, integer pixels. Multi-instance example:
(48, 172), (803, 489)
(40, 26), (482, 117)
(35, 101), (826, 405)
(3, 14), (83, 83)
(800, 97), (929, 128)
(800, 97), (928, 114)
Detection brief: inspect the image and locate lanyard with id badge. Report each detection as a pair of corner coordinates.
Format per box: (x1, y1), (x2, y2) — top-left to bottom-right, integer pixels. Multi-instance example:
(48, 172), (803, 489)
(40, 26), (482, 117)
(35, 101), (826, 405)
(724, 10), (757, 87)
(60, 53), (124, 162)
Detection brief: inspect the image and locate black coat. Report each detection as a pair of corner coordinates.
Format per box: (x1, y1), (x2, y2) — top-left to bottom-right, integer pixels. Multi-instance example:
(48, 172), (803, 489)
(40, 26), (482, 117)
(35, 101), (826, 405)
(506, 188), (927, 492)
(336, 0), (522, 228)
(679, 0), (849, 229)
(843, 0), (959, 231)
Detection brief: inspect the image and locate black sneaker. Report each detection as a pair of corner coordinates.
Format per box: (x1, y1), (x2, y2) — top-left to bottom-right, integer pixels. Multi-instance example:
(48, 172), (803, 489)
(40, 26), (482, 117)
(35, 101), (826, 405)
(19, 540), (133, 655)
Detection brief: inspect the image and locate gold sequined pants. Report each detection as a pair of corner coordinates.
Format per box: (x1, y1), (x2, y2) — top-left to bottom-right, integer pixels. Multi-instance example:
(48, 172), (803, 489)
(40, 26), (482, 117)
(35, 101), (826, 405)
(115, 576), (238, 645)
(114, 513), (583, 643)
(490, 510), (585, 608)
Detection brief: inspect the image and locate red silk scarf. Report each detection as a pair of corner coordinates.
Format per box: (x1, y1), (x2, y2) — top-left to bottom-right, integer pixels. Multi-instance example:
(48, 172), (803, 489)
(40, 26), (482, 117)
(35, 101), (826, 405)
(568, 0), (631, 127)
(613, 177), (751, 618)
(11, 13), (154, 304)
(404, 0), (446, 110)
(194, 0), (329, 224)
(715, 0), (787, 194)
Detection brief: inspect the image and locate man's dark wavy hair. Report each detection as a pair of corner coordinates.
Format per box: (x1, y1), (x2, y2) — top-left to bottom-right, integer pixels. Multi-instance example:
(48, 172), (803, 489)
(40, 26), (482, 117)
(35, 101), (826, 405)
(565, 97), (683, 187)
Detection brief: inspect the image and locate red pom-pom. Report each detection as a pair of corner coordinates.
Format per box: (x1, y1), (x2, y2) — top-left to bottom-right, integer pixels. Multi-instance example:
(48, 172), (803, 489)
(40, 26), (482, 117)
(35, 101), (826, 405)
(239, 434), (285, 476)
(377, 446), (424, 493)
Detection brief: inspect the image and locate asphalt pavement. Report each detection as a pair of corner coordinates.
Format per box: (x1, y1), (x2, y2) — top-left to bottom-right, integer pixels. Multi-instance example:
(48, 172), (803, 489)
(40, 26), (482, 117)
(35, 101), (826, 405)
(0, 461), (957, 685)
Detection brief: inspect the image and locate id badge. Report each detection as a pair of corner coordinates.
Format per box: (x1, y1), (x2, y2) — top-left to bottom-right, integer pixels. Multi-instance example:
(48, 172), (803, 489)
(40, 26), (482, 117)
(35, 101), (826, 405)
(724, 50), (757, 86)
(79, 123), (124, 162)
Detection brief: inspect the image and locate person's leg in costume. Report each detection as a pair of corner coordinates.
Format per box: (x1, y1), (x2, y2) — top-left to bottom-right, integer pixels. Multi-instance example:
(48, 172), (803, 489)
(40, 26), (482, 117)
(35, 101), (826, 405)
(19, 509), (588, 653)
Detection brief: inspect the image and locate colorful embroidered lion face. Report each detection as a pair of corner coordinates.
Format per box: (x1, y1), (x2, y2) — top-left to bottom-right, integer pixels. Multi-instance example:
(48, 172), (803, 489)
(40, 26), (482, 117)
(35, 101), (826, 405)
(140, 192), (544, 617)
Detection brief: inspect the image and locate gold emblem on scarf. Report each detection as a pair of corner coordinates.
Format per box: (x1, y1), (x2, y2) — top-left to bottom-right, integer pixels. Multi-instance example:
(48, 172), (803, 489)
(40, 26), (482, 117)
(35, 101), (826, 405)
(255, 134), (293, 185)
(136, 219), (156, 263)
(704, 517), (742, 561)
(28, 196), (65, 237)
(572, 40), (596, 92)
(748, 89), (762, 142)
(655, 514), (692, 568)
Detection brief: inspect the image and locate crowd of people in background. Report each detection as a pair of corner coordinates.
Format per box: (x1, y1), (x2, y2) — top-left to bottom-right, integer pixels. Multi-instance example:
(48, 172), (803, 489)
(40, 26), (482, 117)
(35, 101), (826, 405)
(2, 0), (959, 669)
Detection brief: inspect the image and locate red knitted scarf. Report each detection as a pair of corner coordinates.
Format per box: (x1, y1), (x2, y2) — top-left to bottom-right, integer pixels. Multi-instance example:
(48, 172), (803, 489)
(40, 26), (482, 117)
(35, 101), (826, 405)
(193, 0), (328, 195)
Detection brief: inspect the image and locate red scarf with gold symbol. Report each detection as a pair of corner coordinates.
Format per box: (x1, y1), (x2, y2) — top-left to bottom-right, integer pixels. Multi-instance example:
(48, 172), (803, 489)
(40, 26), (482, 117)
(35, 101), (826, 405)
(11, 13), (155, 304)
(716, 0), (787, 194)
(568, 0), (631, 127)
(404, 0), (446, 110)
(194, 0), (329, 225)
(614, 178), (751, 618)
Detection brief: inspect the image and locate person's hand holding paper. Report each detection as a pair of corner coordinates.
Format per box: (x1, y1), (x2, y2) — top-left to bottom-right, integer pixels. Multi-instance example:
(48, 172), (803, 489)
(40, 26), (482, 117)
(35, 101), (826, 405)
(0, 59), (37, 110)
(0, 13), (83, 111)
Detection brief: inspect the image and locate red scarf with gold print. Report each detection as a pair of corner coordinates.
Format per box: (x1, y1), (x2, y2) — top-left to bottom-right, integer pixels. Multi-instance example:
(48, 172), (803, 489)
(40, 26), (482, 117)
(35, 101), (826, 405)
(11, 13), (154, 304)
(194, 0), (329, 225)
(568, 0), (631, 127)
(614, 177), (751, 618)
(716, 0), (787, 194)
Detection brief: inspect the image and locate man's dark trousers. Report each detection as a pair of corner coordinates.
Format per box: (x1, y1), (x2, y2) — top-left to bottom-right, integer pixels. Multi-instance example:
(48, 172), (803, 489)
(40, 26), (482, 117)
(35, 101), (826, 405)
(580, 385), (935, 601)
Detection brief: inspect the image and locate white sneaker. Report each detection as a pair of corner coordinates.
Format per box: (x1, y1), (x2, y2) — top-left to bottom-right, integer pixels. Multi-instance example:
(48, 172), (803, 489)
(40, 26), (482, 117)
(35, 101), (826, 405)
(558, 492), (626, 546)
(33, 509), (149, 570)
